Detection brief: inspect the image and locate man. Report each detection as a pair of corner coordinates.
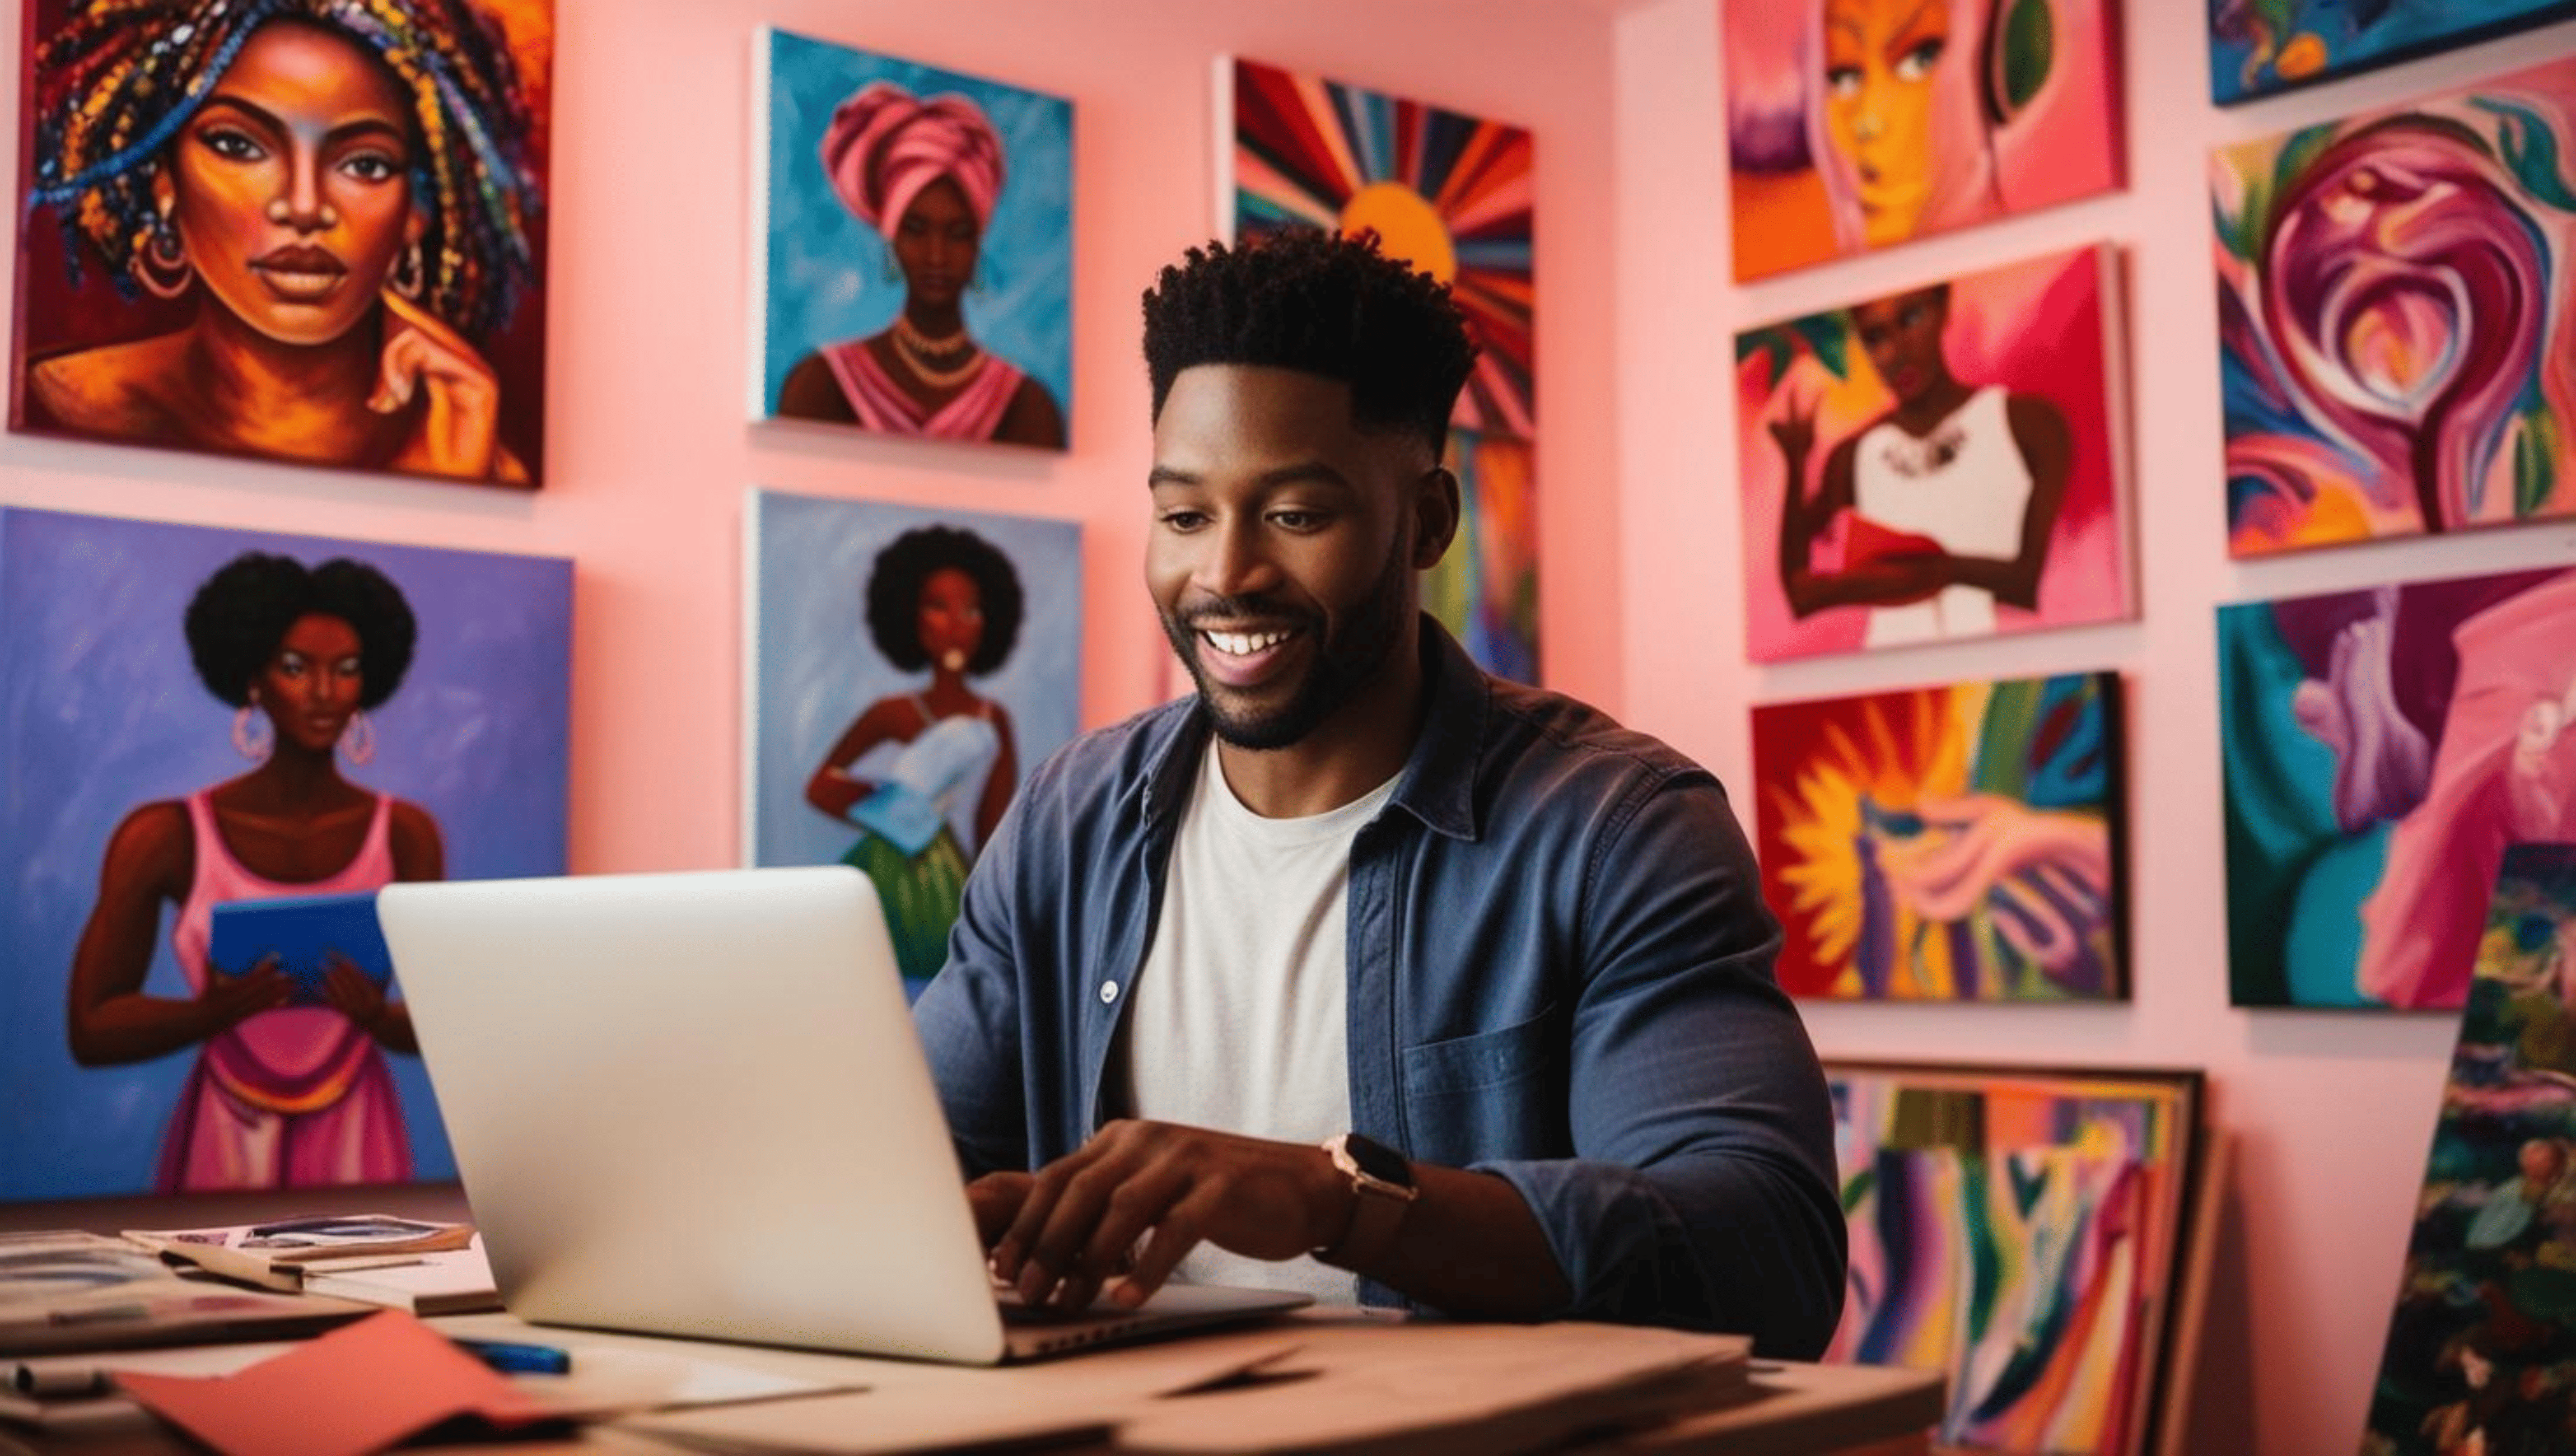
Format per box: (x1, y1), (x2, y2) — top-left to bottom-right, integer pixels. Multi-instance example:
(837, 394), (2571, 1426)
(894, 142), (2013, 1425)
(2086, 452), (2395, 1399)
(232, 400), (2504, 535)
(911, 228), (1845, 1356)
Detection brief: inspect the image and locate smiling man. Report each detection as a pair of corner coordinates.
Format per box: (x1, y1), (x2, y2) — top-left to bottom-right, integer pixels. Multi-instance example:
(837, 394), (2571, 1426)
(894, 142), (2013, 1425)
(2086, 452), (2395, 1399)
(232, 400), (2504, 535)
(911, 228), (1846, 1354)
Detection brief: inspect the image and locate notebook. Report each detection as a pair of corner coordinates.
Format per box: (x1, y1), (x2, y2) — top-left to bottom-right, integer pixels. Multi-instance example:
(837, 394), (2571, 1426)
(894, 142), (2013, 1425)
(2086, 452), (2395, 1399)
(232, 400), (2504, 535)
(377, 866), (1308, 1364)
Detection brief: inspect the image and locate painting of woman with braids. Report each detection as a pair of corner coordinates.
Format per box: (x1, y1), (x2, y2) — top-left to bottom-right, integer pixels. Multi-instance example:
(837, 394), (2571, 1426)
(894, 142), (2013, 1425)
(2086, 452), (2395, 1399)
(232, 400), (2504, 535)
(2214, 58), (2576, 555)
(754, 30), (1070, 449)
(9, 0), (550, 486)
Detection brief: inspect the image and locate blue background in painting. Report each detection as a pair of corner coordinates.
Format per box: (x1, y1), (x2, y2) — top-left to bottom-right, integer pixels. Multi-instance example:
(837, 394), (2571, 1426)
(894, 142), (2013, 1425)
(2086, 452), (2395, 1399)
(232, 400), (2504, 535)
(748, 491), (1081, 873)
(2210, 0), (2576, 103)
(758, 30), (1073, 425)
(0, 509), (572, 1202)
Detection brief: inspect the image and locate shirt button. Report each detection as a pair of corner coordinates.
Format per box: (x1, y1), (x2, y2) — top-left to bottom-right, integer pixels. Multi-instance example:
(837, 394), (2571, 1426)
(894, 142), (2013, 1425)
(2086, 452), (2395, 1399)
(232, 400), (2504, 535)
(1099, 980), (1119, 1005)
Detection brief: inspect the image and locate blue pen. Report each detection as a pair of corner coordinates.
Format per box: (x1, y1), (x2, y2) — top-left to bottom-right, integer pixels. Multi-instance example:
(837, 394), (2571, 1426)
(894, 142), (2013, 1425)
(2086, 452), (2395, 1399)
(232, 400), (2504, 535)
(450, 1337), (572, 1375)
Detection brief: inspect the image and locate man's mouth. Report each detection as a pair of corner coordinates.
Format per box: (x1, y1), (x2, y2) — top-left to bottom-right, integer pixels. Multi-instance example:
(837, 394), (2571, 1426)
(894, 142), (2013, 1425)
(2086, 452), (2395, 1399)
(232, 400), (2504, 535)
(1192, 623), (1305, 689)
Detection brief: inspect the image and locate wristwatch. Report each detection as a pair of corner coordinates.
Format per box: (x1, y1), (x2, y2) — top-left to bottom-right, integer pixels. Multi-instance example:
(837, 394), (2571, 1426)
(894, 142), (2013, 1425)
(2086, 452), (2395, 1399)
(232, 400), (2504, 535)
(1313, 1131), (1418, 1268)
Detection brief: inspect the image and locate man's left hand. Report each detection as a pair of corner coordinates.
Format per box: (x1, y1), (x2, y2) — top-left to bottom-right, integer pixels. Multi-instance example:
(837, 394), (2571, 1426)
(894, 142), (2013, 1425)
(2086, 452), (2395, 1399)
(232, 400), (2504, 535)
(983, 1119), (1347, 1312)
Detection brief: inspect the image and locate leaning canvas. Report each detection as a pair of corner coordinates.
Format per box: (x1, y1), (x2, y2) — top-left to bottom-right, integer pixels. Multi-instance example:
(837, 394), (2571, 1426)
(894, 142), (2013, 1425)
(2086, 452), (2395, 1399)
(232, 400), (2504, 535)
(0, 508), (572, 1201)
(2214, 58), (2576, 557)
(1754, 672), (2127, 1001)
(1827, 1061), (2203, 1456)
(8, 0), (553, 486)
(752, 29), (1072, 450)
(2219, 568), (2576, 1009)
(745, 491), (1081, 995)
(1735, 243), (2132, 663)
(2363, 844), (2576, 1452)
(2211, 0), (2576, 104)
(1725, 0), (2125, 280)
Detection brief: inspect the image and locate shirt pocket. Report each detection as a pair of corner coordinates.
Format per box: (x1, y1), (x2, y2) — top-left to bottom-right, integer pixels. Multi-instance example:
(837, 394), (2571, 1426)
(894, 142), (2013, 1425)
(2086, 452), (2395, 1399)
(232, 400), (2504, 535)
(1399, 1005), (1565, 1166)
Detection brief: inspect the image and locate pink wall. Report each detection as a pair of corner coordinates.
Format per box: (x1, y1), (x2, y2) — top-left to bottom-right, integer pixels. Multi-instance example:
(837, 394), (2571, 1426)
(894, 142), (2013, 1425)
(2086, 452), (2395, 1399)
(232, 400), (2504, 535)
(1616, 4), (2576, 1453)
(0, 0), (1621, 879)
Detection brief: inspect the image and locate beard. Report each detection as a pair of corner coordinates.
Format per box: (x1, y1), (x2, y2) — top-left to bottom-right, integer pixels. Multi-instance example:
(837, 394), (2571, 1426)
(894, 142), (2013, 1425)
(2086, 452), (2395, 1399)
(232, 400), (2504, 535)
(1159, 534), (1412, 752)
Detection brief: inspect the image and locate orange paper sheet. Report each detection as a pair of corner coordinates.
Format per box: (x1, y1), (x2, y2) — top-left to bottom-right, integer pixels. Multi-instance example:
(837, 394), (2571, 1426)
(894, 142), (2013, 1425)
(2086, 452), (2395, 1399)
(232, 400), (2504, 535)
(115, 1310), (556, 1456)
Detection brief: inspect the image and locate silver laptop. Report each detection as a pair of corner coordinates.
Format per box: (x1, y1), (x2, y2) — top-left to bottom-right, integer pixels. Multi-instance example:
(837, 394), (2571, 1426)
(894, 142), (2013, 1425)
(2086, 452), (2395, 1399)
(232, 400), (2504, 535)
(378, 866), (1308, 1364)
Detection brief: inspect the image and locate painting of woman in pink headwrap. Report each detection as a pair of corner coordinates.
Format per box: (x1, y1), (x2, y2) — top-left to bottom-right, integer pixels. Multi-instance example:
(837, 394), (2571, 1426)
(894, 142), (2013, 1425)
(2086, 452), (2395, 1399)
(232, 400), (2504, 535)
(754, 31), (1070, 450)
(2214, 59), (2576, 557)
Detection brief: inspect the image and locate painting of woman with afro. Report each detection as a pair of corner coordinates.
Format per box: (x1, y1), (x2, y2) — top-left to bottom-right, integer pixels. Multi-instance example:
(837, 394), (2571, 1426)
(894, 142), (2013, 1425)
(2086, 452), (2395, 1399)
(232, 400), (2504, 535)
(748, 493), (1082, 996)
(0, 508), (571, 1201)
(9, 0), (551, 485)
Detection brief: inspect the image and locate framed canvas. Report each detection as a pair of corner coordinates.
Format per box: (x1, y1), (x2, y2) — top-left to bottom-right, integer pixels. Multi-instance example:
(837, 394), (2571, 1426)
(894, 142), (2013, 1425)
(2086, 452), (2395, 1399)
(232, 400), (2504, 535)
(0, 508), (572, 1201)
(1826, 1060), (2205, 1456)
(1735, 243), (2132, 662)
(1754, 671), (2128, 1001)
(2219, 568), (2576, 1009)
(751, 29), (1071, 450)
(1222, 56), (1539, 682)
(2214, 58), (2576, 556)
(2363, 844), (2576, 1449)
(745, 490), (1080, 996)
(2211, 0), (2576, 104)
(9, 0), (553, 486)
(1725, 0), (2125, 281)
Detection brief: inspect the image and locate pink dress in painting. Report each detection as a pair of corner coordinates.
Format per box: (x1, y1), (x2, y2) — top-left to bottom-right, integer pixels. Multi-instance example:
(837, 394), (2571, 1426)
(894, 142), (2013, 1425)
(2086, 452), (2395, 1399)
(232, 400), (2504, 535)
(822, 342), (1025, 440)
(2361, 575), (2576, 1008)
(155, 790), (410, 1191)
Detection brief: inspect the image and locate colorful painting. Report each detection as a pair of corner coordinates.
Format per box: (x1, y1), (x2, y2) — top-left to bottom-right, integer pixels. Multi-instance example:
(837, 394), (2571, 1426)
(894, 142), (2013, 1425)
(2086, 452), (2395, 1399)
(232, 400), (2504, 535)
(2215, 59), (2576, 557)
(9, 0), (553, 486)
(746, 491), (1081, 995)
(1735, 244), (2131, 663)
(2363, 844), (2576, 1454)
(752, 29), (1071, 449)
(1827, 1061), (2203, 1456)
(2213, 0), (2576, 104)
(1724, 0), (2125, 281)
(1425, 430), (1538, 684)
(1754, 672), (2127, 1001)
(1225, 55), (1533, 440)
(2220, 569), (2576, 1009)
(0, 508), (571, 1201)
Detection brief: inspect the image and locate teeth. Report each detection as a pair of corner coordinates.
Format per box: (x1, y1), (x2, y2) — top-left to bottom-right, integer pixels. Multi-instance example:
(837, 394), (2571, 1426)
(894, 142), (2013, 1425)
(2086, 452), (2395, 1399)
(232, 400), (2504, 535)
(1203, 628), (1291, 657)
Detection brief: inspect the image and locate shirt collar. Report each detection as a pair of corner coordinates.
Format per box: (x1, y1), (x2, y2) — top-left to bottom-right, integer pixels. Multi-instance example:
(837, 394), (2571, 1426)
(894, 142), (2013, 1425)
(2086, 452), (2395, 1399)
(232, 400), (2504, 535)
(1136, 614), (1488, 843)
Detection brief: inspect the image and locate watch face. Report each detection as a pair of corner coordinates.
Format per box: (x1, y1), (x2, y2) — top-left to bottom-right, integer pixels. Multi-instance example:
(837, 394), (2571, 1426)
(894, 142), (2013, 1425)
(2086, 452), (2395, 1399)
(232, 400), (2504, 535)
(1344, 1133), (1414, 1188)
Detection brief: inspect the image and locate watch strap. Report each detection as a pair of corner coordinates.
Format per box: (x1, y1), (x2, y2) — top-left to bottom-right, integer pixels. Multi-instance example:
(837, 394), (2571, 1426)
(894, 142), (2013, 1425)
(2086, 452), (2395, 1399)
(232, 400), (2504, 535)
(1313, 1133), (1417, 1270)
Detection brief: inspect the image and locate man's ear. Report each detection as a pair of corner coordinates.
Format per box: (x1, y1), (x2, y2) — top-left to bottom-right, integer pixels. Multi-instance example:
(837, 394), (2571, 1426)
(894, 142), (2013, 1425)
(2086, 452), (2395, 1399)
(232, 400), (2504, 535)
(1411, 464), (1462, 571)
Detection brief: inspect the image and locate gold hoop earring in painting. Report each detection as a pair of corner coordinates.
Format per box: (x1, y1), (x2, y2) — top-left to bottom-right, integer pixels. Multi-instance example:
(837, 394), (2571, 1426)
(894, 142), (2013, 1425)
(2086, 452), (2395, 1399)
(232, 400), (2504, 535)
(134, 207), (194, 300)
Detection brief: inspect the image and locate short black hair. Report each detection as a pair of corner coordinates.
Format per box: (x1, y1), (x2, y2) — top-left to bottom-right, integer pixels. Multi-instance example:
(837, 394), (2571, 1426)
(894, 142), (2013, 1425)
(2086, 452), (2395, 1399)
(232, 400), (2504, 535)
(1142, 227), (1477, 457)
(184, 553), (419, 709)
(866, 526), (1025, 674)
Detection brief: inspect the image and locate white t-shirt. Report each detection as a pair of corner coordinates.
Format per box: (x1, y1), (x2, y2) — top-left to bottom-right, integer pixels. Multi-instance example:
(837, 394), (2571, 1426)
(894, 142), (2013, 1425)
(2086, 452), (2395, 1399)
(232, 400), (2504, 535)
(1117, 744), (1399, 1305)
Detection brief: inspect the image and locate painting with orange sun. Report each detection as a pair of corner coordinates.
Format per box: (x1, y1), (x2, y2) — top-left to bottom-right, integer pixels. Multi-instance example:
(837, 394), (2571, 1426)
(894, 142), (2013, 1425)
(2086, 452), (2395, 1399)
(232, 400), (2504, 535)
(1725, 0), (2125, 280)
(1752, 671), (2128, 1001)
(1222, 56), (1539, 682)
(10, 0), (553, 487)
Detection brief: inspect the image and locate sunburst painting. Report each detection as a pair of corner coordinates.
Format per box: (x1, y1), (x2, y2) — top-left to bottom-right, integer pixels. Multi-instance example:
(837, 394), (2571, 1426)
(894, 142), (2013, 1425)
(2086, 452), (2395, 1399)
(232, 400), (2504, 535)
(1753, 671), (2128, 1001)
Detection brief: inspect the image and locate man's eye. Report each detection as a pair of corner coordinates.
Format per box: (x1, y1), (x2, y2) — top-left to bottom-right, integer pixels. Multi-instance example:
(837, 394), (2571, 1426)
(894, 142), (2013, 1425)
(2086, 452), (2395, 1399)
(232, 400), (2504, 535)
(1271, 511), (1324, 531)
(1893, 39), (1945, 82)
(200, 128), (266, 162)
(1160, 511), (1207, 531)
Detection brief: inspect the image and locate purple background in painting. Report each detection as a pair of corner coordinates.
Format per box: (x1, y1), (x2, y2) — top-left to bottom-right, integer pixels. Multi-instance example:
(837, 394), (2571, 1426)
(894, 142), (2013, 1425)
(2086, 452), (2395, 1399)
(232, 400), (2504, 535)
(0, 508), (572, 1202)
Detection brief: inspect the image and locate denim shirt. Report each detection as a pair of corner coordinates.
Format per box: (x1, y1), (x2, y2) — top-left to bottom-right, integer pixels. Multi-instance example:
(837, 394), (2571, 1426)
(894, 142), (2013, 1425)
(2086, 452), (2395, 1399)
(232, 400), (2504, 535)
(912, 622), (1847, 1356)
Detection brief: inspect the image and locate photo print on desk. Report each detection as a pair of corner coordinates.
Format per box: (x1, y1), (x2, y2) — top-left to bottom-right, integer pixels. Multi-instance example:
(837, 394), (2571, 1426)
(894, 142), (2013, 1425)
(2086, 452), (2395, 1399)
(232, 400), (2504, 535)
(2363, 844), (2576, 1452)
(745, 491), (1080, 996)
(0, 508), (571, 1201)
(2219, 568), (2576, 1009)
(2214, 57), (2576, 556)
(8, 0), (553, 486)
(1223, 55), (1539, 682)
(752, 29), (1071, 449)
(1753, 671), (2128, 1001)
(1724, 0), (2125, 281)
(2210, 0), (2576, 104)
(1735, 243), (2132, 663)
(1825, 1061), (2204, 1456)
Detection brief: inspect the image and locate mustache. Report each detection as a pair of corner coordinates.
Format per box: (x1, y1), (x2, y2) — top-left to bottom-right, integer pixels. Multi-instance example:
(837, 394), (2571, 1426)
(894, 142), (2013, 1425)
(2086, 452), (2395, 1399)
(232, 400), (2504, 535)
(1174, 596), (1320, 629)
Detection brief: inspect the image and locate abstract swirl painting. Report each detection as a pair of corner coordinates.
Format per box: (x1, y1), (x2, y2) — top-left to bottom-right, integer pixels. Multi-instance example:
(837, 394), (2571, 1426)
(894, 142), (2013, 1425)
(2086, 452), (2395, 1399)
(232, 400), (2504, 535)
(2214, 59), (2576, 557)
(2211, 0), (2576, 104)
(1753, 671), (2127, 1002)
(1827, 1061), (2204, 1455)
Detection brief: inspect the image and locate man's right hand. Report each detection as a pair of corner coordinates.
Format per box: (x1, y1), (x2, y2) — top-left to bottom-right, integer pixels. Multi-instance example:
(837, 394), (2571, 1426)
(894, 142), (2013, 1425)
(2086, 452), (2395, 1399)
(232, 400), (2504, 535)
(967, 1170), (1037, 1250)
